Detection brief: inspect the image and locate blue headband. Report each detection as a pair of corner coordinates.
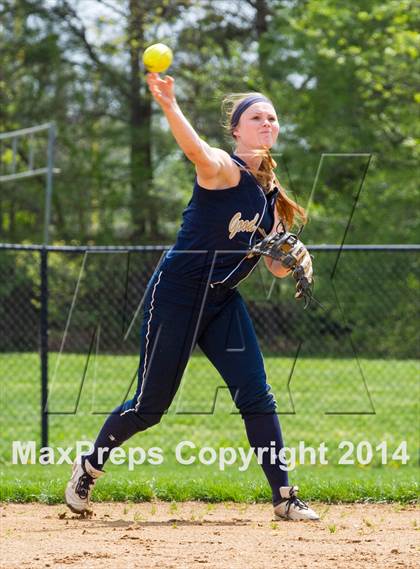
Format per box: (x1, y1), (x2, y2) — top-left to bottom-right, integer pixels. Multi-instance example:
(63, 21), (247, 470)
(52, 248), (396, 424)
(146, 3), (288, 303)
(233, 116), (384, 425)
(230, 95), (273, 129)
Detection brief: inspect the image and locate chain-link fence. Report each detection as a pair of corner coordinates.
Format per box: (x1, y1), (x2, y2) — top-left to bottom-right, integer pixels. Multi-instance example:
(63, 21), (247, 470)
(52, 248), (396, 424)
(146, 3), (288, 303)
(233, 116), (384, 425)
(0, 244), (418, 465)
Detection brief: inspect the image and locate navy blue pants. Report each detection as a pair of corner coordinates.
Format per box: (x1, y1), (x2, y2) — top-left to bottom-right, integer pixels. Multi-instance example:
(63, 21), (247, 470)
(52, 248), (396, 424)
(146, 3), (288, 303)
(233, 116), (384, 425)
(87, 269), (289, 504)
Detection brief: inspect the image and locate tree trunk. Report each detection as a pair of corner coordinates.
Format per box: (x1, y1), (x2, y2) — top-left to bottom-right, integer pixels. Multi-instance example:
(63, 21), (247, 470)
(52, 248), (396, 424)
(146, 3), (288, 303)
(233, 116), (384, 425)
(255, 0), (269, 37)
(127, 0), (155, 242)
(255, 0), (270, 81)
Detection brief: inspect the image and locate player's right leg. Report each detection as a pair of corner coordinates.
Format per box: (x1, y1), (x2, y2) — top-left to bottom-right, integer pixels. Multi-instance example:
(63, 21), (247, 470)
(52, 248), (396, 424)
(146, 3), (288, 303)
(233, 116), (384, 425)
(65, 270), (205, 514)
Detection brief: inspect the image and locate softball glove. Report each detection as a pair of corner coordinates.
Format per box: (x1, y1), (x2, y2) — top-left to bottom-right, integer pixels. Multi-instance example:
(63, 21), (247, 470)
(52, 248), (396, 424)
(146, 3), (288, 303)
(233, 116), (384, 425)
(248, 227), (314, 308)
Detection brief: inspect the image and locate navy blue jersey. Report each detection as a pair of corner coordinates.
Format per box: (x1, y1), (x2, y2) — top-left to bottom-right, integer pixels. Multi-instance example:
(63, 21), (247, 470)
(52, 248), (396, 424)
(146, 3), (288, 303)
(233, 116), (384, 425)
(160, 154), (279, 288)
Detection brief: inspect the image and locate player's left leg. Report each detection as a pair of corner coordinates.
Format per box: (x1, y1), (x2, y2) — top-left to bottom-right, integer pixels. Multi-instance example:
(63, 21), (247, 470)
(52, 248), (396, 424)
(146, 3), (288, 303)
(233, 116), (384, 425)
(198, 288), (319, 521)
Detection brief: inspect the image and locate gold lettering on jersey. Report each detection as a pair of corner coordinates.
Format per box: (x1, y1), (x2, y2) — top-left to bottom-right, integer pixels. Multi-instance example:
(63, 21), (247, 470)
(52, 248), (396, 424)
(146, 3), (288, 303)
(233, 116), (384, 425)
(229, 212), (260, 240)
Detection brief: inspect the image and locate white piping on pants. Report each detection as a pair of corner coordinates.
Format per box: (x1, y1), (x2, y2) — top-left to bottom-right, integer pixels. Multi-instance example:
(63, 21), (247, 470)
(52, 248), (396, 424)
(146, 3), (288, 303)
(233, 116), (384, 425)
(120, 270), (163, 416)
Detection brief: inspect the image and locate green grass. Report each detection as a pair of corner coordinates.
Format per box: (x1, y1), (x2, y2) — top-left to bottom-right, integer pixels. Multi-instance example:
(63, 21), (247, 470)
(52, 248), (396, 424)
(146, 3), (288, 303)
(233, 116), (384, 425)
(0, 352), (418, 504)
(1, 462), (417, 505)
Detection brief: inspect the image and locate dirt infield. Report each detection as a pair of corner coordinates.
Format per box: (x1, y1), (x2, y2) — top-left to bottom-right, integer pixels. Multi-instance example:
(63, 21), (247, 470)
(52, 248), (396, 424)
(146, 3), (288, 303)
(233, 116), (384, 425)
(0, 502), (418, 568)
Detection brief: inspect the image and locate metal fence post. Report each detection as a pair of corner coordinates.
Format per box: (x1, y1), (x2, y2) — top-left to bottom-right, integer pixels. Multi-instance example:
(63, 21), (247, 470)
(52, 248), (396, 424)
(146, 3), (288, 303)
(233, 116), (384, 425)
(44, 124), (56, 246)
(40, 247), (48, 449)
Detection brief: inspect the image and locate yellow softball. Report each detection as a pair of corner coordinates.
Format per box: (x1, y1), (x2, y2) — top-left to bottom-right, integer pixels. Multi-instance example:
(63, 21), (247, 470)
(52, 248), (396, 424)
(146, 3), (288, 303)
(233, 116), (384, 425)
(142, 43), (173, 73)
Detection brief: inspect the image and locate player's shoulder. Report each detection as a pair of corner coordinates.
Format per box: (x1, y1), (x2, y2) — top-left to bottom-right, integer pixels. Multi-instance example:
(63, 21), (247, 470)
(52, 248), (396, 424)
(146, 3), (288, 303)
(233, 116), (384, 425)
(205, 147), (241, 175)
(195, 147), (241, 190)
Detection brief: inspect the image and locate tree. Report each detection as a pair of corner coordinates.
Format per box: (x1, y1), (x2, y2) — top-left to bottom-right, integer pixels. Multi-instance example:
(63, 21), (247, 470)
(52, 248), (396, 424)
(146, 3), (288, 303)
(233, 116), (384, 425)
(261, 0), (419, 244)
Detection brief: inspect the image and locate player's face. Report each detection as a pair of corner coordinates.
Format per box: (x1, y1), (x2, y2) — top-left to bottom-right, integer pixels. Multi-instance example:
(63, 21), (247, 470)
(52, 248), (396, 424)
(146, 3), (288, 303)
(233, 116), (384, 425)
(233, 102), (280, 150)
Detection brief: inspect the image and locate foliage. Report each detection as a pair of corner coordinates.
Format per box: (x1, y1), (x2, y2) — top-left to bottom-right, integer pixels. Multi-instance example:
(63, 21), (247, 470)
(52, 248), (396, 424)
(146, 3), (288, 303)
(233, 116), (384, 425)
(262, 0), (419, 244)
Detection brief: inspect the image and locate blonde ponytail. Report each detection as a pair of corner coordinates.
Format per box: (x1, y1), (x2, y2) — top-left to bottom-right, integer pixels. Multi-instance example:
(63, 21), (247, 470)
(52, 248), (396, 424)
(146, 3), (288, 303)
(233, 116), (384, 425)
(248, 150), (306, 230)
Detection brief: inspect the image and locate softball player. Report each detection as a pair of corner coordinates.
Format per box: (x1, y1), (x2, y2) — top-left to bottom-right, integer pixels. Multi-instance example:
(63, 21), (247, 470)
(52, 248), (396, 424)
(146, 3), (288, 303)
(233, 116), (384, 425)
(65, 73), (319, 521)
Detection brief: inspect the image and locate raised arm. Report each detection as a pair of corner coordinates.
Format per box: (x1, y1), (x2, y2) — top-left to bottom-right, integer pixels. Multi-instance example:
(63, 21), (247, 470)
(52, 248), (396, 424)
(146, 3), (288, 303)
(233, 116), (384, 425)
(146, 73), (236, 184)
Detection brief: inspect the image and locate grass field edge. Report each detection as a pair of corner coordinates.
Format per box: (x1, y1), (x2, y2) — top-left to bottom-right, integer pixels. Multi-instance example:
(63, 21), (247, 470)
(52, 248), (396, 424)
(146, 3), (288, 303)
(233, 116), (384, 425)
(1, 478), (418, 505)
